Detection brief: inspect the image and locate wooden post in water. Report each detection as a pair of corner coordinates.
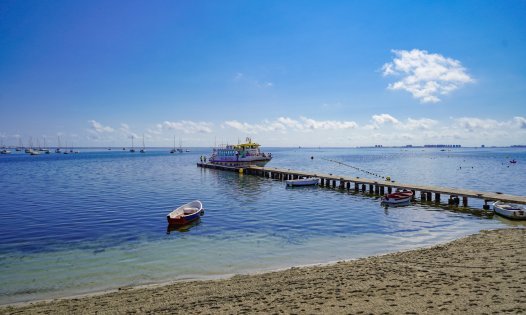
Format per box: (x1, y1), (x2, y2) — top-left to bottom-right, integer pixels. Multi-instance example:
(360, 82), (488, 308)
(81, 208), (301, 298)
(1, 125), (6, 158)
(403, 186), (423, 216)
(435, 193), (441, 203)
(462, 196), (468, 207)
(361, 184), (366, 192)
(427, 192), (432, 201)
(387, 187), (392, 194)
(369, 184), (373, 192)
(380, 186), (385, 195)
(375, 185), (380, 195)
(421, 191), (427, 201)
(354, 183), (359, 191)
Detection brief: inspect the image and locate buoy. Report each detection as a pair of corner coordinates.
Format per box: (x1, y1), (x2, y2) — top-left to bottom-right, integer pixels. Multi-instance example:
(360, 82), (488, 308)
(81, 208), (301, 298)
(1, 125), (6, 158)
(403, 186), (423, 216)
(239, 168), (244, 174)
(311, 156), (314, 159)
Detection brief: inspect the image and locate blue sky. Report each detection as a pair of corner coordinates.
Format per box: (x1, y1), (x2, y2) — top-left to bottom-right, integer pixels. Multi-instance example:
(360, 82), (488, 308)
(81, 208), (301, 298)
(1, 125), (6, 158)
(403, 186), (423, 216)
(1, 0), (525, 147)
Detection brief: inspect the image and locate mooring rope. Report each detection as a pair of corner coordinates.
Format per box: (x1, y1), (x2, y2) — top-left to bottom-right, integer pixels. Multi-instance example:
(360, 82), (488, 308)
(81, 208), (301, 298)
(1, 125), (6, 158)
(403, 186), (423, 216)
(320, 157), (387, 180)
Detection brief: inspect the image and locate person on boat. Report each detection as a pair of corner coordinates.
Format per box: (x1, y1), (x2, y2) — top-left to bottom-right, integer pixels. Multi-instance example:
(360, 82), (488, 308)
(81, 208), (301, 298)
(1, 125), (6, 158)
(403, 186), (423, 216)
(203, 156), (207, 163)
(200, 156), (203, 162)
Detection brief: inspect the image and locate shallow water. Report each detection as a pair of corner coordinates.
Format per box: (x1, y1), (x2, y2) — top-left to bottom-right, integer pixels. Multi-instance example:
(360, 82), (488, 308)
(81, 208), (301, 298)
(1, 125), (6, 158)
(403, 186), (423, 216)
(0, 147), (524, 304)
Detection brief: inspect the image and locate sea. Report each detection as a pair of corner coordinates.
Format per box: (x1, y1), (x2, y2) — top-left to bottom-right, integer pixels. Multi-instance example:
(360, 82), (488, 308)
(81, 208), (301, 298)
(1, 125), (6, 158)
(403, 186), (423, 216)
(0, 147), (525, 304)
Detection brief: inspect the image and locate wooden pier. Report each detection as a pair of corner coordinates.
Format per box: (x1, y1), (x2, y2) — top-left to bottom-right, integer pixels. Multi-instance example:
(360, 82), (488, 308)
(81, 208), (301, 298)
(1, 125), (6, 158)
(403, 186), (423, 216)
(197, 163), (526, 208)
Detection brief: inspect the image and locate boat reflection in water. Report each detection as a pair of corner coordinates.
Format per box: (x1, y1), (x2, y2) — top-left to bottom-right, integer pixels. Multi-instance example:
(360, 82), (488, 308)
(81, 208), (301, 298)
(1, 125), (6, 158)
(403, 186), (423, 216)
(166, 218), (202, 234)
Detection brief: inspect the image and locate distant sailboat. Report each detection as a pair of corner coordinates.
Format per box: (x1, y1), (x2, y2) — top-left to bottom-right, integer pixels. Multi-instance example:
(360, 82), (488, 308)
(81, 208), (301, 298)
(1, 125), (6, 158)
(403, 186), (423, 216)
(55, 136), (62, 153)
(177, 137), (183, 153)
(0, 137), (10, 154)
(170, 136), (176, 154)
(140, 134), (145, 153)
(129, 136), (136, 153)
(16, 138), (23, 151)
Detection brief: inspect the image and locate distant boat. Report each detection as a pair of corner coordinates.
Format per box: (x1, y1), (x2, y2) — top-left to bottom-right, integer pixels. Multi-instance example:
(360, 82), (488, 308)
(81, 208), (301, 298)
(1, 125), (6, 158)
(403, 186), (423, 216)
(177, 137), (183, 153)
(167, 200), (204, 226)
(492, 201), (526, 220)
(286, 177), (319, 187)
(510, 159), (517, 164)
(0, 149), (11, 154)
(170, 136), (176, 154)
(55, 136), (62, 153)
(16, 138), (23, 151)
(381, 190), (413, 204)
(209, 137), (272, 167)
(130, 136), (135, 153)
(140, 134), (145, 153)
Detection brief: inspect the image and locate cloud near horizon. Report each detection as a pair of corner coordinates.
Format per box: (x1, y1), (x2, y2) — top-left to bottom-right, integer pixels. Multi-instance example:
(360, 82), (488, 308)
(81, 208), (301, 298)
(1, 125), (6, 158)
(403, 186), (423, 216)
(162, 120), (213, 134)
(382, 49), (474, 103)
(223, 116), (358, 134)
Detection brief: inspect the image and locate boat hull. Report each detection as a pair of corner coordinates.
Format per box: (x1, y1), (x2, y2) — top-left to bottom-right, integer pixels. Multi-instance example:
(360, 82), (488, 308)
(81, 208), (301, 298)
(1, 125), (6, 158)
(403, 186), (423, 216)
(167, 200), (204, 226)
(381, 190), (413, 204)
(167, 211), (202, 225)
(209, 158), (271, 167)
(493, 202), (526, 220)
(286, 178), (319, 187)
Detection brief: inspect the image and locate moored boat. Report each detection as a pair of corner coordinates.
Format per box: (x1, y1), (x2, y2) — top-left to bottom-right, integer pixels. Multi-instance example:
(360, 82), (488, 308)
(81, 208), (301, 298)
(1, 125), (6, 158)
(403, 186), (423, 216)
(286, 177), (319, 187)
(381, 189), (413, 204)
(209, 137), (272, 167)
(492, 201), (526, 220)
(167, 200), (204, 225)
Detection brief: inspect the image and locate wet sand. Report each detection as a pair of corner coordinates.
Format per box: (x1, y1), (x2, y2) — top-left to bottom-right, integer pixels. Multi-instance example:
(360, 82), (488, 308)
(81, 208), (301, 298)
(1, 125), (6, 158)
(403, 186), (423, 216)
(2, 228), (525, 314)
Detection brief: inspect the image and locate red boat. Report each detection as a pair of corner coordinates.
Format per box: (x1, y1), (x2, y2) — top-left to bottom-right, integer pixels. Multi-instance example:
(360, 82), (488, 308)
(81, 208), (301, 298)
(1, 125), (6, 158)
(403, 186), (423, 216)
(381, 190), (413, 204)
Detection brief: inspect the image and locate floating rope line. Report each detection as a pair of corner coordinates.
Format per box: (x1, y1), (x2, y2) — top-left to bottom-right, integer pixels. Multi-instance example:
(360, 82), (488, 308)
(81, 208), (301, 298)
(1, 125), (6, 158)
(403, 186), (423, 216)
(321, 157), (386, 179)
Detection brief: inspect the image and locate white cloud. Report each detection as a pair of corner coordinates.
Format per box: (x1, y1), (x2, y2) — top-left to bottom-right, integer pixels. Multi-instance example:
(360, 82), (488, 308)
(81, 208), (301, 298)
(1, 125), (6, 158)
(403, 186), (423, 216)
(453, 117), (503, 131)
(382, 49), (474, 103)
(119, 123), (138, 139)
(372, 114), (400, 125)
(513, 116), (526, 129)
(88, 120), (114, 133)
(299, 117), (358, 130)
(222, 117), (358, 134)
(402, 118), (438, 130)
(162, 120), (213, 134)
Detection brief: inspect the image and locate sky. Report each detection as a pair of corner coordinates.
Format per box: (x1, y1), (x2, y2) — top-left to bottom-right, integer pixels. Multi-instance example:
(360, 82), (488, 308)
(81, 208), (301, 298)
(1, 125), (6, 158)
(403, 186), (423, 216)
(1, 0), (525, 147)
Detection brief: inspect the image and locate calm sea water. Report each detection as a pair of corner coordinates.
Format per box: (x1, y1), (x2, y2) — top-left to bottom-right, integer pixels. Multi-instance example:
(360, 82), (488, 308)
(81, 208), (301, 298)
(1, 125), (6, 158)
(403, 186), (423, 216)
(0, 147), (525, 304)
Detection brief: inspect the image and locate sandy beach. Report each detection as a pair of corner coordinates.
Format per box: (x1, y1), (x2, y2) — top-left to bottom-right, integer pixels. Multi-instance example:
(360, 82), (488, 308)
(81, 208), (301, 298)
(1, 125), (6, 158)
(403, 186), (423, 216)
(2, 228), (524, 314)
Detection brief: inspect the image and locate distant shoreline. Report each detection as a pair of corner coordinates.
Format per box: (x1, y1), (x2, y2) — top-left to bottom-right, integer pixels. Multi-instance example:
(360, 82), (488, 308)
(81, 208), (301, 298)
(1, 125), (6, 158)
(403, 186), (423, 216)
(2, 228), (524, 314)
(2, 146), (526, 150)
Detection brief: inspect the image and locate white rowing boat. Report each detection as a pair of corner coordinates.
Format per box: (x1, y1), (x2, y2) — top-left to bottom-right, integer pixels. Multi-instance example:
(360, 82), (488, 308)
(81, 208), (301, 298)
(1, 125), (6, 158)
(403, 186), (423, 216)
(492, 201), (526, 220)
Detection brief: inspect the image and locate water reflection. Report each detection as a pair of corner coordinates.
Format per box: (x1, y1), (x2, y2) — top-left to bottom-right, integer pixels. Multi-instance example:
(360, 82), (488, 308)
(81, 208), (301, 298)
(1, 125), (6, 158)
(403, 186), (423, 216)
(166, 219), (202, 234)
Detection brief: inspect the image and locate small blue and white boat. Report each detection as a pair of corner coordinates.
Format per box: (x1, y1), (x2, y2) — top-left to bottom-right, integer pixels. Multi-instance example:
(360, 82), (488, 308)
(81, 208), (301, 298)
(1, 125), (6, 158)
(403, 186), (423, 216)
(286, 177), (319, 187)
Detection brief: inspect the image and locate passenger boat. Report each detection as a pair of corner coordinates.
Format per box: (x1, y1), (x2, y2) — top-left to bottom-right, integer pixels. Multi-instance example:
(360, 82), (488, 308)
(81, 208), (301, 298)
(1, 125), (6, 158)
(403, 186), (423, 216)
(209, 137), (272, 167)
(492, 201), (526, 220)
(381, 189), (413, 204)
(286, 177), (319, 187)
(167, 200), (204, 225)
